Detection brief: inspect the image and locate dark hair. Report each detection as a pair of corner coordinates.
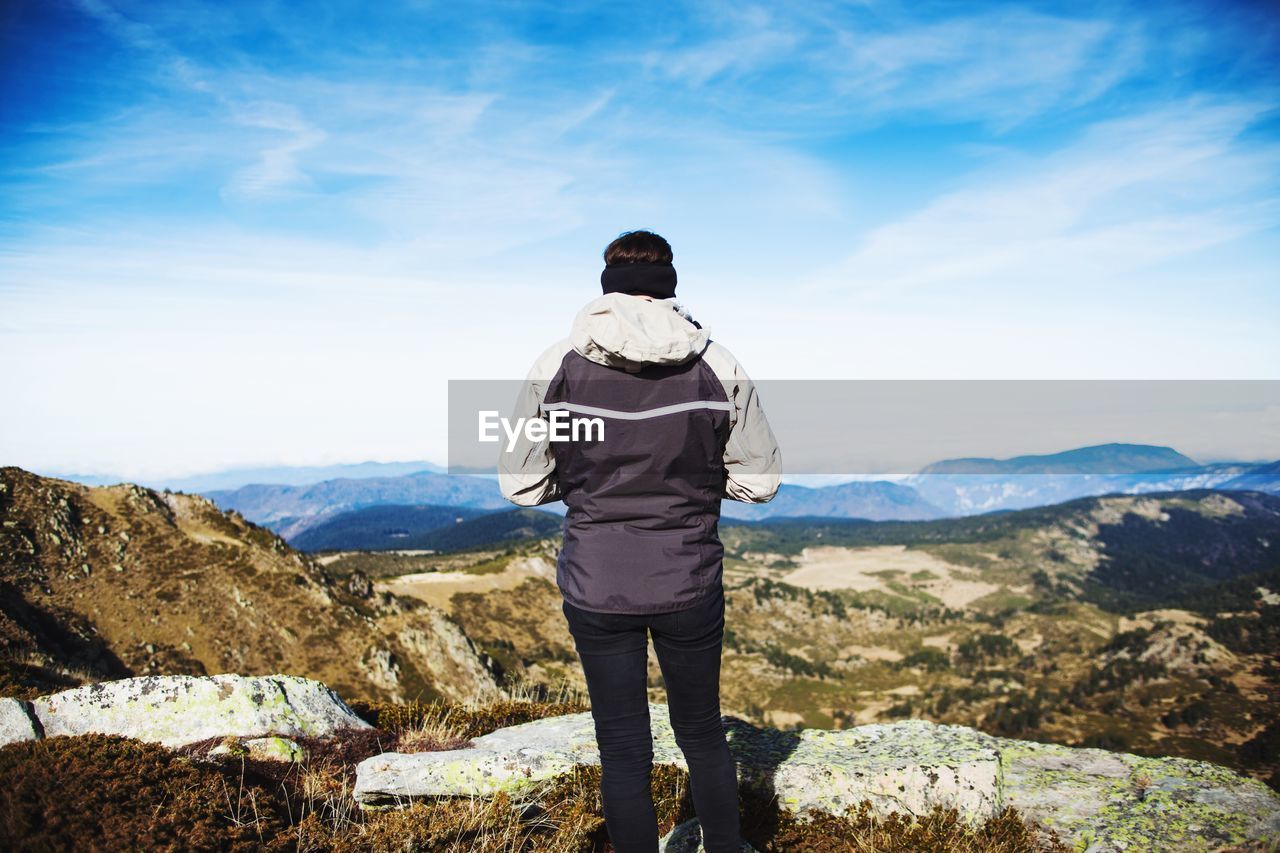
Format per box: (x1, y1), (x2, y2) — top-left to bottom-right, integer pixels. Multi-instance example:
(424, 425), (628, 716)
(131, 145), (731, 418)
(603, 230), (673, 265)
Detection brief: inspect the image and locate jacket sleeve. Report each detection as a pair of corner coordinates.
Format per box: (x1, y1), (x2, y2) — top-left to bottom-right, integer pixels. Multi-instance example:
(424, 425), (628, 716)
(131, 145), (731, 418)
(702, 342), (782, 503)
(498, 341), (572, 507)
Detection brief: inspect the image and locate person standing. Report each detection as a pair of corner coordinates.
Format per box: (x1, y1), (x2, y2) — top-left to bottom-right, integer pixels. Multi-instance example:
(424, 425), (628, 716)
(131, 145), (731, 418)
(499, 230), (781, 852)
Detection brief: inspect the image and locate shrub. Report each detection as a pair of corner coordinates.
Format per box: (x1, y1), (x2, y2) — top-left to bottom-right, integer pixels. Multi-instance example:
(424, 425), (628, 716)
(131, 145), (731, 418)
(1238, 719), (1280, 767)
(983, 693), (1046, 738)
(0, 734), (281, 850)
(1078, 730), (1131, 751)
(899, 648), (951, 672)
(957, 634), (1018, 665)
(1100, 628), (1152, 656)
(0, 707), (1067, 852)
(741, 795), (1065, 853)
(1161, 698), (1212, 729)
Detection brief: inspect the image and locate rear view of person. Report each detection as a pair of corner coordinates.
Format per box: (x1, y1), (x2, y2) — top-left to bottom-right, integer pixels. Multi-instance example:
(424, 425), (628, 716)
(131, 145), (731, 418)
(499, 230), (781, 852)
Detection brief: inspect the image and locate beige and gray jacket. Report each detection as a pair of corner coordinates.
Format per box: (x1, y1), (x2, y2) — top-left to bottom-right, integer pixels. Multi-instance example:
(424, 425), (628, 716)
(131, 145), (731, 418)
(499, 293), (781, 613)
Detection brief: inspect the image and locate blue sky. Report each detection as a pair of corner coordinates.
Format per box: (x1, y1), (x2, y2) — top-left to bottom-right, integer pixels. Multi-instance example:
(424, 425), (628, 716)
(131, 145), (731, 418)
(1, 0), (1278, 479)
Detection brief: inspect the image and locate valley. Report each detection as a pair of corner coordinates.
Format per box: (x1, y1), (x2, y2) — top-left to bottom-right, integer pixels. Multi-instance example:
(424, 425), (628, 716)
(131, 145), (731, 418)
(318, 490), (1280, 790)
(4, 464), (1277, 796)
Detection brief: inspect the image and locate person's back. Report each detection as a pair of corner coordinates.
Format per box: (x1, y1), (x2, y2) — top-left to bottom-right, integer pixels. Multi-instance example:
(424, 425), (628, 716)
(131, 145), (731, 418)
(500, 230), (780, 852)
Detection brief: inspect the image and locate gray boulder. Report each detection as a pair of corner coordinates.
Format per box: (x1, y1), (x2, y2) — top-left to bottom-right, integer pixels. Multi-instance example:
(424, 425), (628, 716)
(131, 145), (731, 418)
(0, 698), (40, 748)
(998, 737), (1280, 851)
(31, 674), (370, 747)
(355, 704), (1002, 820)
(354, 704), (1280, 851)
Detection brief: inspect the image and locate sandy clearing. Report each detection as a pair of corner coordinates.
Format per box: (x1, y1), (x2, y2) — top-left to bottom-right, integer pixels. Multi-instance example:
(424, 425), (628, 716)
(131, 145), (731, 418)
(782, 545), (999, 609)
(783, 547), (891, 593)
(840, 645), (904, 663)
(765, 710), (806, 728)
(316, 548), (436, 566)
(186, 529), (246, 547)
(927, 577), (1003, 609)
(1014, 632), (1044, 654)
(1117, 608), (1206, 632)
(854, 699), (897, 723)
(379, 556), (555, 611)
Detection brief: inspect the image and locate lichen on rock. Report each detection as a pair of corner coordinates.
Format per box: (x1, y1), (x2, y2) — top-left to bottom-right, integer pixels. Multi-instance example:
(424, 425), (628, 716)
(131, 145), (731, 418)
(998, 737), (1280, 851)
(0, 697), (40, 748)
(355, 704), (1004, 821)
(30, 674), (370, 747)
(354, 703), (1280, 851)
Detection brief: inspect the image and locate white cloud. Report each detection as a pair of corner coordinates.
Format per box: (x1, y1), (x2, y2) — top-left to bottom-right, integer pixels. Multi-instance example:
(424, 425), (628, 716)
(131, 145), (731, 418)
(632, 4), (1148, 129)
(224, 101), (327, 199)
(810, 99), (1279, 300)
(828, 9), (1145, 126)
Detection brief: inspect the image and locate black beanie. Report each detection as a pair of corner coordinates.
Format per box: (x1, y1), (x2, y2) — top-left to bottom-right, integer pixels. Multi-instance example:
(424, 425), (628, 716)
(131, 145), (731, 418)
(600, 262), (677, 299)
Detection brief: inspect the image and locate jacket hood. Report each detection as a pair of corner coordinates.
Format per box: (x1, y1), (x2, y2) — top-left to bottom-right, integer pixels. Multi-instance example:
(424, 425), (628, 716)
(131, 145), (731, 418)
(571, 293), (710, 371)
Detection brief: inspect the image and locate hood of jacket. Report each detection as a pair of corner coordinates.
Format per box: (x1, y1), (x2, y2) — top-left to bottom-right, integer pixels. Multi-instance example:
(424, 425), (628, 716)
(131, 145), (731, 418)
(570, 293), (710, 372)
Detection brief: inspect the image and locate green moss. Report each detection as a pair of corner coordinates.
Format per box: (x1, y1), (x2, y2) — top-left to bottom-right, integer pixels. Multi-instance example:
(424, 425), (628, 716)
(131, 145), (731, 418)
(999, 739), (1280, 850)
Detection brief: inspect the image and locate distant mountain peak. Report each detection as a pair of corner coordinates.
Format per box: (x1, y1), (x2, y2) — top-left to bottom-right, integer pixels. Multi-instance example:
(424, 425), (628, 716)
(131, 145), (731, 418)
(918, 443), (1198, 476)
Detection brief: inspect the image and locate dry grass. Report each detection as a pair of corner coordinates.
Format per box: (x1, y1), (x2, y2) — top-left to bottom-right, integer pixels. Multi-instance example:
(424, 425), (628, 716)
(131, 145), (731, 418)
(349, 679), (589, 744)
(741, 794), (1066, 852)
(0, 693), (1064, 852)
(395, 710), (471, 753)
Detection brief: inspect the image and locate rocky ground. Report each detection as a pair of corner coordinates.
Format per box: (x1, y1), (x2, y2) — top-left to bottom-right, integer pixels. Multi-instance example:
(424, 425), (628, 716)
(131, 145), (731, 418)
(4, 674), (1278, 851)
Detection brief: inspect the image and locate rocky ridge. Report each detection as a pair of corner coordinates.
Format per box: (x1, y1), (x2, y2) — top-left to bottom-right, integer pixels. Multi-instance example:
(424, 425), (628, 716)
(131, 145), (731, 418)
(0, 467), (502, 703)
(0, 674), (371, 749)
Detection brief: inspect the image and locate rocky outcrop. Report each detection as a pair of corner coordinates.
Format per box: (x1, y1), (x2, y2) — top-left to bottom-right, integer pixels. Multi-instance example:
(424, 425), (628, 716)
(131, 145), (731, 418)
(355, 705), (1001, 817)
(26, 674), (370, 747)
(0, 697), (40, 747)
(1000, 738), (1280, 851)
(391, 610), (507, 704)
(355, 704), (1280, 852)
(0, 466), (504, 704)
(4, 672), (1277, 850)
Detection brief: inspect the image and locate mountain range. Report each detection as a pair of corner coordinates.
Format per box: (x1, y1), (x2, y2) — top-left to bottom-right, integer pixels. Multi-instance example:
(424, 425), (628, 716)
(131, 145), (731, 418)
(906, 444), (1271, 516)
(41, 460), (445, 493)
(718, 479), (942, 521)
(362, 487), (1280, 789)
(916, 443), (1198, 475)
(206, 470), (511, 540)
(190, 444), (1278, 548)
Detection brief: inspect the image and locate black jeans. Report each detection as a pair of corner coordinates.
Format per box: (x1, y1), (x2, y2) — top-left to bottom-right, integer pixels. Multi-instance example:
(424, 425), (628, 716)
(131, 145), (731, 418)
(563, 585), (741, 853)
